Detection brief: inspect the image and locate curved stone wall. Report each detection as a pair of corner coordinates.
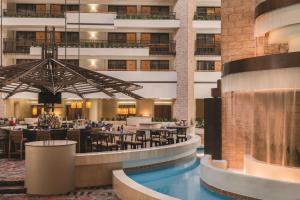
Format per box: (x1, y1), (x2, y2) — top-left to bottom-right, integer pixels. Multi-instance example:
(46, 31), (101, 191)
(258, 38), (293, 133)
(74, 135), (200, 187)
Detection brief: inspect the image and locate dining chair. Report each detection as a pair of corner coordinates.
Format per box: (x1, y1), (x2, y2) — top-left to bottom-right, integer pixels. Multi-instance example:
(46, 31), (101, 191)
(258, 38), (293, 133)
(36, 130), (51, 141)
(150, 130), (167, 147)
(67, 129), (81, 153)
(8, 130), (26, 160)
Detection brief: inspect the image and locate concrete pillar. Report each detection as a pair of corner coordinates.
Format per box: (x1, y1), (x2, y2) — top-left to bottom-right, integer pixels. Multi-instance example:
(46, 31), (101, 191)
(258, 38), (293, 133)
(89, 99), (99, 121)
(173, 0), (196, 126)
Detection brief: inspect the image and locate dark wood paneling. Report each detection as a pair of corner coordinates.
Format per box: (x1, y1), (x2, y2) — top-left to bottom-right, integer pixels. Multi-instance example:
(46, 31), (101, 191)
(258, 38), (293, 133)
(204, 98), (222, 160)
(255, 0), (300, 18)
(222, 52), (300, 77)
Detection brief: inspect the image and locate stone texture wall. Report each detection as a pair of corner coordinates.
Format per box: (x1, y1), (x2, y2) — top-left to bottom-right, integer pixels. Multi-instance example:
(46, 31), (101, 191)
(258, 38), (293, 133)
(173, 0), (196, 125)
(221, 0), (256, 64)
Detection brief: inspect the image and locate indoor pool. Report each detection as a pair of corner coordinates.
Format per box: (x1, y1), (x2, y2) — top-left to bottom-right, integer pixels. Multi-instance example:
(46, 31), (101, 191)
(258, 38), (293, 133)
(126, 158), (231, 200)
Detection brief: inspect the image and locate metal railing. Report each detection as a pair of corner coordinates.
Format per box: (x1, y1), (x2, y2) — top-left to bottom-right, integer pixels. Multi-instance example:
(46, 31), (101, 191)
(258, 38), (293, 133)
(116, 12), (176, 20)
(3, 39), (176, 55)
(195, 40), (221, 55)
(3, 9), (65, 18)
(3, 39), (35, 54)
(194, 12), (221, 20)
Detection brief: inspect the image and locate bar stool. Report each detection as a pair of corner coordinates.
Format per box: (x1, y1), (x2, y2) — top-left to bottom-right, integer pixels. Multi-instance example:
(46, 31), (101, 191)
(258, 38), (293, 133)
(8, 130), (26, 160)
(67, 129), (81, 153)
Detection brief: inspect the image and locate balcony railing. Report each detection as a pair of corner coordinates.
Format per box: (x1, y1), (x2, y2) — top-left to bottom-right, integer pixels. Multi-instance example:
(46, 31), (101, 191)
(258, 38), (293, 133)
(194, 12), (221, 20)
(3, 39), (35, 54)
(3, 9), (65, 18)
(3, 39), (176, 55)
(195, 41), (221, 55)
(116, 12), (176, 20)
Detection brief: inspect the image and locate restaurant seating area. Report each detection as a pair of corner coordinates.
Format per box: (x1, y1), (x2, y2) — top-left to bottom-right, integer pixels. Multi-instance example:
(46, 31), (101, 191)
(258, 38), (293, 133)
(0, 121), (190, 160)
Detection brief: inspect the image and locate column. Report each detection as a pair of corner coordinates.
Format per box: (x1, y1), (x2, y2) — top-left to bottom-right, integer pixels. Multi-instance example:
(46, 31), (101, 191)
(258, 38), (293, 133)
(173, 0), (196, 127)
(89, 99), (99, 121)
(221, 0), (257, 168)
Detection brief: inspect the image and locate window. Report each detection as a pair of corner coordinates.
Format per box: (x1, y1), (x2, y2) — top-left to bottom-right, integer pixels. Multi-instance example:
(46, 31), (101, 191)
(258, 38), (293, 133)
(61, 32), (79, 43)
(108, 5), (128, 15)
(108, 60), (127, 71)
(108, 33), (127, 43)
(117, 104), (136, 116)
(16, 4), (36, 13)
(150, 6), (170, 15)
(150, 33), (169, 44)
(62, 4), (80, 12)
(16, 31), (36, 41)
(195, 7), (221, 20)
(196, 61), (215, 71)
(150, 60), (170, 71)
(196, 34), (217, 44)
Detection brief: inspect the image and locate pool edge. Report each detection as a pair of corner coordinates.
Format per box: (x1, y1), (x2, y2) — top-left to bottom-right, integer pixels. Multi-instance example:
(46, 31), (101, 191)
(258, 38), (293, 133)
(113, 169), (180, 200)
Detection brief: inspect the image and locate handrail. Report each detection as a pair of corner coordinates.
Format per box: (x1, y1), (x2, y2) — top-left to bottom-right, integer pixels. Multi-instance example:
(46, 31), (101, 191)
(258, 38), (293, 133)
(195, 40), (221, 55)
(116, 12), (177, 20)
(3, 39), (176, 55)
(194, 12), (221, 20)
(3, 9), (65, 18)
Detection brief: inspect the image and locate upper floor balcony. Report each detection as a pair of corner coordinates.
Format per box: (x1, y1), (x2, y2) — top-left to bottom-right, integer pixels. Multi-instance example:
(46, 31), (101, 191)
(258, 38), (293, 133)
(1, 9), (180, 29)
(195, 40), (221, 56)
(3, 39), (176, 57)
(193, 13), (221, 31)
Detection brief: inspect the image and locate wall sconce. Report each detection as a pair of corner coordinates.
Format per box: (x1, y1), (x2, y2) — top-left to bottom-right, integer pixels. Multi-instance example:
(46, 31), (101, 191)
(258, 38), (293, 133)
(86, 101), (92, 109)
(89, 4), (98, 12)
(89, 32), (97, 40)
(89, 59), (96, 67)
(76, 102), (83, 109)
(32, 107), (38, 116)
(71, 102), (77, 109)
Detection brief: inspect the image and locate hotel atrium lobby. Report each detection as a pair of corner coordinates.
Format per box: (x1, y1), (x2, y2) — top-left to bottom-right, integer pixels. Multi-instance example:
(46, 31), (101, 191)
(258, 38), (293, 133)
(0, 0), (300, 199)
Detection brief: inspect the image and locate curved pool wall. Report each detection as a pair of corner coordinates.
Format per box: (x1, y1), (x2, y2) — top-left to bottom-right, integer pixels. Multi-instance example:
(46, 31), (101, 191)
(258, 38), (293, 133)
(114, 157), (230, 200)
(201, 155), (300, 200)
(75, 134), (200, 187)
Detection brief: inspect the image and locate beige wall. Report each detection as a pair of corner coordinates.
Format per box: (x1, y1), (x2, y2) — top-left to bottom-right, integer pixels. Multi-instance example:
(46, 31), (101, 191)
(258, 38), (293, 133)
(102, 99), (117, 120)
(136, 99), (154, 117)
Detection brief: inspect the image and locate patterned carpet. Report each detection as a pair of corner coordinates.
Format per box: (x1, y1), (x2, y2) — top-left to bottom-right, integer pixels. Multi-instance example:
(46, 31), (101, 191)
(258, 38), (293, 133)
(0, 187), (120, 200)
(0, 159), (120, 199)
(0, 159), (25, 182)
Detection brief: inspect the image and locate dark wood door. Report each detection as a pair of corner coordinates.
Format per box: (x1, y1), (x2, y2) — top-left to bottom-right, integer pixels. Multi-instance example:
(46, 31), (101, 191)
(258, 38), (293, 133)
(154, 105), (172, 120)
(204, 98), (222, 159)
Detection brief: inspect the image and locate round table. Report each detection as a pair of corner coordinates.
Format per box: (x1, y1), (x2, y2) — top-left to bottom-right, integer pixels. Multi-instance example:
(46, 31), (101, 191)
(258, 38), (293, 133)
(25, 140), (76, 195)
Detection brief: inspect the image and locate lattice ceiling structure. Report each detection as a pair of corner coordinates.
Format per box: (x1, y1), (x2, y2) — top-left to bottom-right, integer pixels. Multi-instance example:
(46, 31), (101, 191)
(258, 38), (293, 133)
(0, 27), (142, 99)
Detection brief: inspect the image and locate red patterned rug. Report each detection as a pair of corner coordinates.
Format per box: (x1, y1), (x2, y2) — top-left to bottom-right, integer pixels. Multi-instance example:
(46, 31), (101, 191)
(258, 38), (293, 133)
(0, 159), (25, 182)
(0, 187), (119, 200)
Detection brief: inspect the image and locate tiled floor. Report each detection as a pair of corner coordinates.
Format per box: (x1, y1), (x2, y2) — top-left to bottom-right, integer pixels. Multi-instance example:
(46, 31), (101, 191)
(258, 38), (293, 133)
(0, 159), (119, 200)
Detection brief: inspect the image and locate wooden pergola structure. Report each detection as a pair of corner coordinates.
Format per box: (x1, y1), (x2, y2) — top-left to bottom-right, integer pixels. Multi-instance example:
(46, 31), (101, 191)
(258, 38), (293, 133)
(0, 27), (142, 99)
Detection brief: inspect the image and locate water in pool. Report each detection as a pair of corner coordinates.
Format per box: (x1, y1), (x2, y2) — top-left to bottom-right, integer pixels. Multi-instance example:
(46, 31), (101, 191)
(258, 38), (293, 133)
(127, 158), (230, 200)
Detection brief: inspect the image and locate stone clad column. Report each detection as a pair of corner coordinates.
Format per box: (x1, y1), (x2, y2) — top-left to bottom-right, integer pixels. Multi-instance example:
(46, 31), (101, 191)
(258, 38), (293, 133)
(221, 0), (256, 168)
(173, 0), (196, 126)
